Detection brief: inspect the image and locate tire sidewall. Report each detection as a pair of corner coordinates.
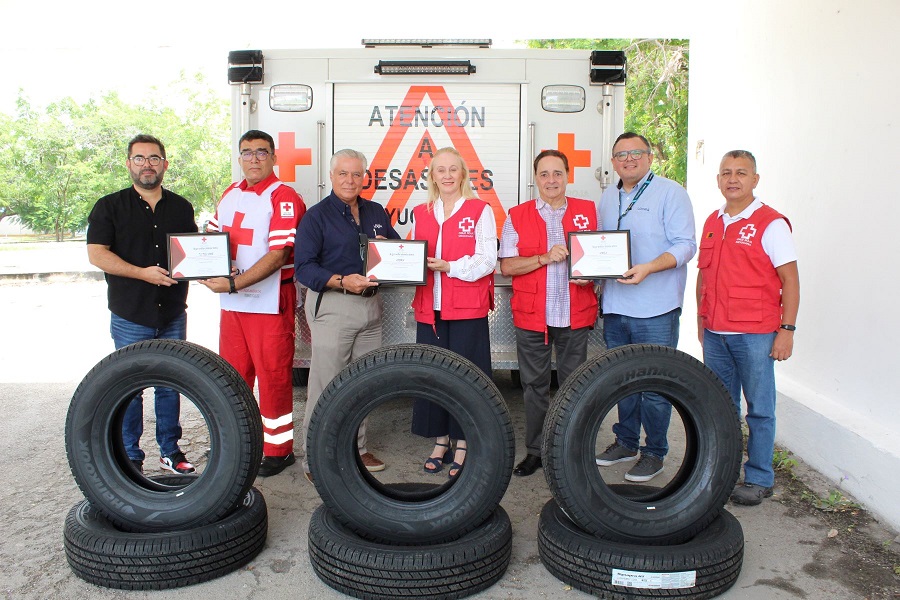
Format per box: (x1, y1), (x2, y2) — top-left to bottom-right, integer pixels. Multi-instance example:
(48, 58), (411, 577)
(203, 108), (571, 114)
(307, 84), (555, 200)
(65, 340), (261, 531)
(544, 344), (742, 544)
(308, 344), (515, 544)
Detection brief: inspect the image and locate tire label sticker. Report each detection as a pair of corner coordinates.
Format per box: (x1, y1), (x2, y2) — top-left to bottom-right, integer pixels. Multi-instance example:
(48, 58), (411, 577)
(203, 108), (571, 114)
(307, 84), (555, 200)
(611, 568), (697, 589)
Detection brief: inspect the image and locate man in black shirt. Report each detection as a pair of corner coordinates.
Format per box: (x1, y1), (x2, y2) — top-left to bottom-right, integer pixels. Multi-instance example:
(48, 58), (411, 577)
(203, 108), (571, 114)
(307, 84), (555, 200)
(86, 134), (197, 475)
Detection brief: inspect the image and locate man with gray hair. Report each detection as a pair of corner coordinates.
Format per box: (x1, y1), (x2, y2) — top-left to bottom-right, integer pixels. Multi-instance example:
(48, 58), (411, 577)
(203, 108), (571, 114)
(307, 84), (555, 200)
(295, 149), (400, 481)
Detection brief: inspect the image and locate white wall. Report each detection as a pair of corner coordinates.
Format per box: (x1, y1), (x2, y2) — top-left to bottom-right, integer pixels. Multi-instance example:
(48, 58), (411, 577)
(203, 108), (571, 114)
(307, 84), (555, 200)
(685, 0), (900, 530)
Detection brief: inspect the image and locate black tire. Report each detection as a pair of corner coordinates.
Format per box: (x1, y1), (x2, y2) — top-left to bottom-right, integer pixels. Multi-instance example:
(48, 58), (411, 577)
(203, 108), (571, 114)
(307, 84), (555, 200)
(64, 476), (268, 590)
(309, 503), (512, 600)
(538, 499), (743, 599)
(292, 367), (309, 387)
(65, 339), (263, 532)
(307, 344), (515, 544)
(542, 344), (742, 544)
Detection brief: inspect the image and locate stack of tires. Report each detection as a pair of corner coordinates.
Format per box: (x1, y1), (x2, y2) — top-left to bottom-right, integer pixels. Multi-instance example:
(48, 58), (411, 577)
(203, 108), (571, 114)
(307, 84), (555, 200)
(63, 340), (268, 590)
(305, 344), (516, 600)
(539, 344), (746, 599)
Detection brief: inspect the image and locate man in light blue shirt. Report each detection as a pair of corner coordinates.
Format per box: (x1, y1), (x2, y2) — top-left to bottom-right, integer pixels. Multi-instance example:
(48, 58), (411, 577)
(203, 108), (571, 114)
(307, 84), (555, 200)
(595, 132), (697, 483)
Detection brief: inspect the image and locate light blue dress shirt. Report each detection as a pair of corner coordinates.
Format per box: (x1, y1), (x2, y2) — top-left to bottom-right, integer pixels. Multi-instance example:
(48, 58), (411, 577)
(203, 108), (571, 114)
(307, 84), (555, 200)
(598, 171), (697, 318)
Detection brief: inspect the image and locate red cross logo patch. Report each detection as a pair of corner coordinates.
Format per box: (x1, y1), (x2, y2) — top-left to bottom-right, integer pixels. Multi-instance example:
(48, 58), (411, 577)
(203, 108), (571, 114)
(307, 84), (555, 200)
(738, 224), (757, 243)
(280, 202), (295, 218)
(573, 214), (589, 230)
(459, 217), (475, 236)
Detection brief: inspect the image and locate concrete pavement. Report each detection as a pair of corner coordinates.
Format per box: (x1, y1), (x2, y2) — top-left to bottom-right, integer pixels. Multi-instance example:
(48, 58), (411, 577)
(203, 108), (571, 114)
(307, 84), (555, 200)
(1, 240), (897, 599)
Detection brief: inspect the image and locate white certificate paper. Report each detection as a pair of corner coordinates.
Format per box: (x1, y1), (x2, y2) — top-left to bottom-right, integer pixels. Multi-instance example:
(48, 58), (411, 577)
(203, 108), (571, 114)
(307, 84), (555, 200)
(168, 232), (232, 280)
(568, 230), (632, 279)
(364, 239), (427, 285)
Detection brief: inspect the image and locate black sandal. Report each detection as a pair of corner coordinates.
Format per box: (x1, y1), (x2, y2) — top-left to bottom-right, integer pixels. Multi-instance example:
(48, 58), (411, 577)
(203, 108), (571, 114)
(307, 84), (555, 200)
(423, 442), (453, 473)
(448, 447), (467, 478)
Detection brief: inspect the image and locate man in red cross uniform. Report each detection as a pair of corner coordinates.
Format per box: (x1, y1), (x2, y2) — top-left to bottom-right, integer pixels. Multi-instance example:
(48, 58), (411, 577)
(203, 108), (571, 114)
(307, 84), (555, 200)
(201, 130), (306, 477)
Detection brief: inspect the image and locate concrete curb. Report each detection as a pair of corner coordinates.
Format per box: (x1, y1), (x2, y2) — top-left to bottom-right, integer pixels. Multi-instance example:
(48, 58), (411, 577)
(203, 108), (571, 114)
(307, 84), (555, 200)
(0, 271), (105, 283)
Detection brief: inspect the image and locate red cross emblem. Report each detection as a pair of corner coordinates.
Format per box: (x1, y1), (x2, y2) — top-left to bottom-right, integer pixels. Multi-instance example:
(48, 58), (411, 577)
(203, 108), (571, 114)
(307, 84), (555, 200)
(739, 224), (757, 242)
(573, 214), (589, 230)
(222, 212), (254, 260)
(459, 217), (475, 235)
(557, 133), (591, 184)
(275, 132), (312, 183)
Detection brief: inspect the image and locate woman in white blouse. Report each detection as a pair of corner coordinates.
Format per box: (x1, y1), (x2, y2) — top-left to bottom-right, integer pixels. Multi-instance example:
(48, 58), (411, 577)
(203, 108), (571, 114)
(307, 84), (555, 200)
(410, 147), (498, 478)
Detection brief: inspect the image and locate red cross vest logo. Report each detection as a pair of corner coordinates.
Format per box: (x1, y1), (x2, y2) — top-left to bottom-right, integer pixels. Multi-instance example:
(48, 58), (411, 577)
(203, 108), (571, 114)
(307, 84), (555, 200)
(573, 214), (590, 230)
(738, 223), (757, 246)
(459, 216), (476, 236)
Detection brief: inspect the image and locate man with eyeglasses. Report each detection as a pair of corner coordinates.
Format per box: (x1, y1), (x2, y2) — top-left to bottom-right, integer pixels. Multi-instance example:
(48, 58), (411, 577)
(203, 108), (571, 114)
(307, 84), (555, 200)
(87, 134), (197, 476)
(295, 149), (400, 482)
(595, 132), (697, 483)
(698, 150), (799, 506)
(201, 129), (305, 478)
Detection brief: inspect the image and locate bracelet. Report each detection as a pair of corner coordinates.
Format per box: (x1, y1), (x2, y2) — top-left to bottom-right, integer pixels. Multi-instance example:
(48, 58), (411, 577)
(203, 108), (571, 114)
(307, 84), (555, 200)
(338, 275), (346, 294)
(537, 254), (544, 267)
(227, 276), (237, 294)
(779, 324), (796, 331)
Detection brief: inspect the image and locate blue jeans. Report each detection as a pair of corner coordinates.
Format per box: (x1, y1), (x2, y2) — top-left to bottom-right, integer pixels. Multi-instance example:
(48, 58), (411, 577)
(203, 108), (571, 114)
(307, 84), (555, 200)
(702, 330), (777, 487)
(603, 308), (681, 459)
(110, 312), (187, 461)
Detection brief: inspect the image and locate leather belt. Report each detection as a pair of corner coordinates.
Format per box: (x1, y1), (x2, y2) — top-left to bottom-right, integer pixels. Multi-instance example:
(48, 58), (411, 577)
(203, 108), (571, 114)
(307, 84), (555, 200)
(315, 286), (377, 319)
(326, 286), (378, 297)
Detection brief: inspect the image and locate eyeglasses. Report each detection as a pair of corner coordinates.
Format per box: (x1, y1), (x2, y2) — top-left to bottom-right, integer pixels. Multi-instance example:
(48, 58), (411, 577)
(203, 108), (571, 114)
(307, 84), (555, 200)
(240, 149), (271, 162)
(130, 155), (164, 166)
(613, 149), (650, 162)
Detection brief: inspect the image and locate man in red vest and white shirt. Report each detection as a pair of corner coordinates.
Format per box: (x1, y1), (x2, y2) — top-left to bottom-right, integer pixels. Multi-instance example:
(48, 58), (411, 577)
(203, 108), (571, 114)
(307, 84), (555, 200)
(201, 130), (306, 478)
(499, 150), (600, 477)
(697, 149), (799, 506)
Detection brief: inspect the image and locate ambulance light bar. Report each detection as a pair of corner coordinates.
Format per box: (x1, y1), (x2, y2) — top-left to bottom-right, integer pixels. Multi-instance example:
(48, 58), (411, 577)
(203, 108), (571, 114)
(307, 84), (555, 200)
(269, 85), (313, 112)
(363, 39), (491, 48)
(375, 61), (476, 75)
(542, 86), (586, 113)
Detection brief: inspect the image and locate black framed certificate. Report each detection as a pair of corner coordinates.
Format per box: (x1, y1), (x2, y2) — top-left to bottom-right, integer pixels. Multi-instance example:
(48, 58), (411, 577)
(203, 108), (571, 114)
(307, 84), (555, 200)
(168, 232), (232, 280)
(567, 230), (632, 279)
(363, 239), (427, 285)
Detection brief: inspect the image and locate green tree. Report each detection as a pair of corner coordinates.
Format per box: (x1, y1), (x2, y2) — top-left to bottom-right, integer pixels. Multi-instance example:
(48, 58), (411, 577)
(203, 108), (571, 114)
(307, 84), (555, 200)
(527, 39), (689, 186)
(0, 75), (231, 240)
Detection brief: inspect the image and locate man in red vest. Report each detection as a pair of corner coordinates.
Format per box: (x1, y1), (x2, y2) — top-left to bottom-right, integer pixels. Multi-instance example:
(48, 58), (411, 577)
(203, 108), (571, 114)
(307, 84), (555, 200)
(499, 150), (599, 477)
(697, 149), (799, 506)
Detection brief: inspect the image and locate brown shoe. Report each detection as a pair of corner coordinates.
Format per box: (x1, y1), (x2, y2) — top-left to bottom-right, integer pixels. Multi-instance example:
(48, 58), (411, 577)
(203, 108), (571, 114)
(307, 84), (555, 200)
(360, 452), (385, 472)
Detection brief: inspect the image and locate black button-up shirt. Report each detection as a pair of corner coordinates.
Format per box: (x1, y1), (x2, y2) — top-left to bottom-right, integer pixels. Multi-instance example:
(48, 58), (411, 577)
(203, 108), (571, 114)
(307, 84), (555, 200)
(87, 187), (196, 328)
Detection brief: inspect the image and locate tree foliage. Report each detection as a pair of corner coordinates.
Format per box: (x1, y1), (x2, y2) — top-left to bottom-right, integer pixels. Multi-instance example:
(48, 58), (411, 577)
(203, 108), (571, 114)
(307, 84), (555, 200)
(0, 74), (230, 240)
(527, 39), (689, 186)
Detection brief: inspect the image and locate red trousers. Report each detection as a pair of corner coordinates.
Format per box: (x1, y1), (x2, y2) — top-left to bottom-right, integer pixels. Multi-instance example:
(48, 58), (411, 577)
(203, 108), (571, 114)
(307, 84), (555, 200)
(219, 283), (296, 457)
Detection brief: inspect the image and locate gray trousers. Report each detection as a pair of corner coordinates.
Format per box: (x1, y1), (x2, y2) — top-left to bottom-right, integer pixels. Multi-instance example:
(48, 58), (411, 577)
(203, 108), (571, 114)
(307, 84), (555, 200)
(516, 326), (590, 456)
(302, 289), (383, 472)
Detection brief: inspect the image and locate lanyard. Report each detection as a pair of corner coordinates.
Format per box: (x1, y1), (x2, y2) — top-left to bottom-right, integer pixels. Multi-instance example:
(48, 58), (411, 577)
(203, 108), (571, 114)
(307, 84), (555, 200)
(616, 172), (654, 229)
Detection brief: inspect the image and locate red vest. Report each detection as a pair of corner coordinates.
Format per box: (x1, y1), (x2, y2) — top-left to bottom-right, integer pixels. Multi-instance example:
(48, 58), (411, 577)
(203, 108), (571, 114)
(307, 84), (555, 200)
(698, 204), (791, 333)
(411, 199), (494, 324)
(508, 198), (598, 333)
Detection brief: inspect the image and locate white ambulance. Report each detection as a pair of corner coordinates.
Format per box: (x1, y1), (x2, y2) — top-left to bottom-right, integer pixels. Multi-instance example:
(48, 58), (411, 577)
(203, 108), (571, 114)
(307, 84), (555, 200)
(226, 40), (627, 383)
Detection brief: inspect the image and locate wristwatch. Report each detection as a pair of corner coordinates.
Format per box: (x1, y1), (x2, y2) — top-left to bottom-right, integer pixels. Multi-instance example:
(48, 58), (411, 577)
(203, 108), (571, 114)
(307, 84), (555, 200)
(228, 276), (237, 294)
(779, 324), (796, 331)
